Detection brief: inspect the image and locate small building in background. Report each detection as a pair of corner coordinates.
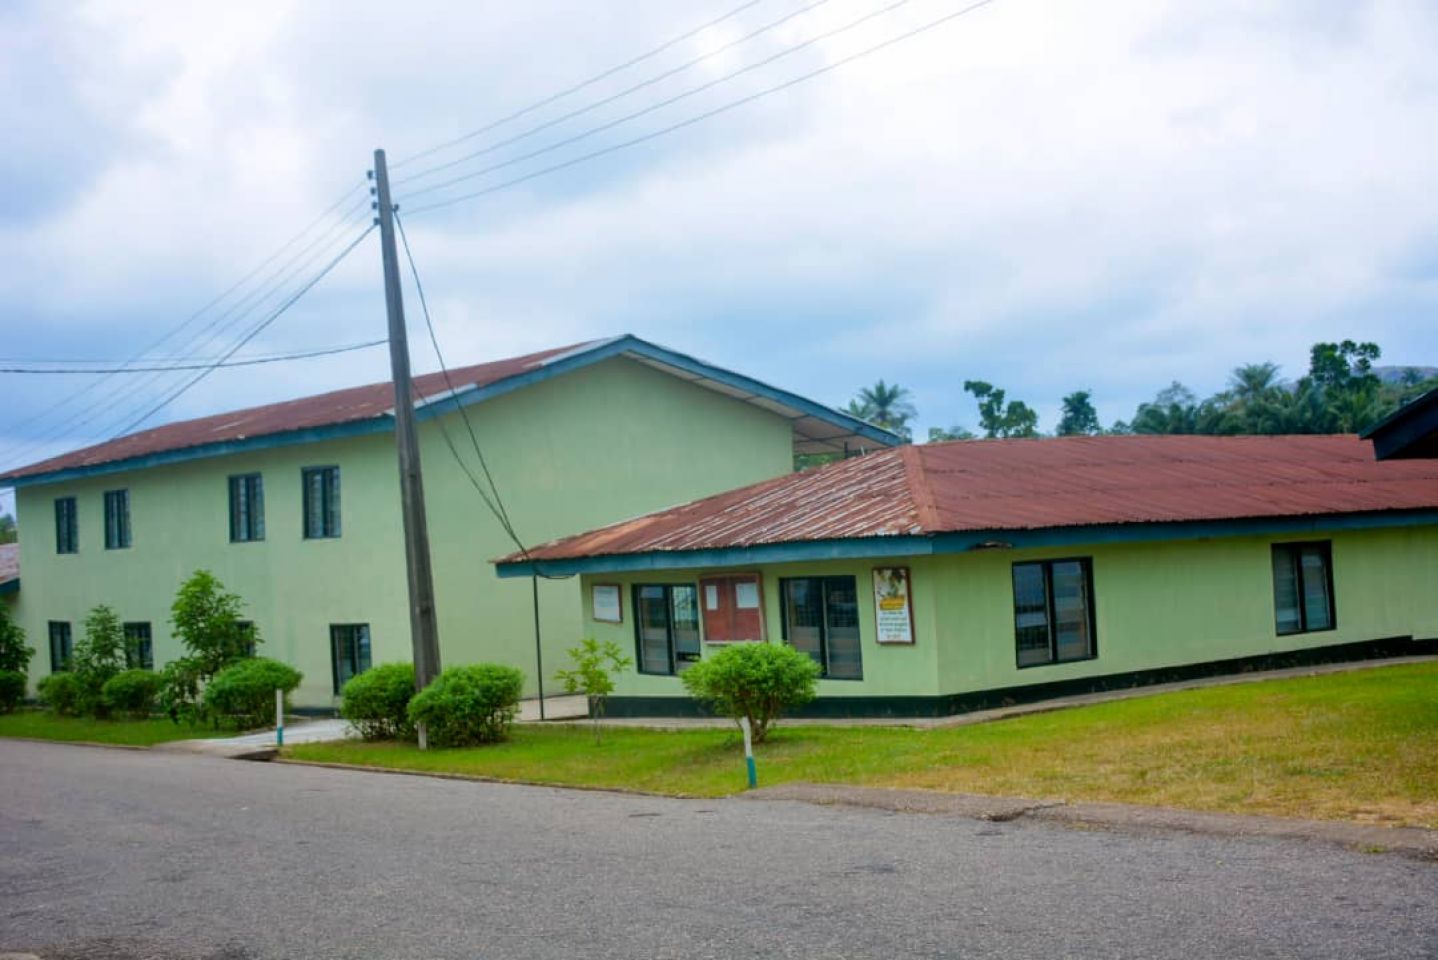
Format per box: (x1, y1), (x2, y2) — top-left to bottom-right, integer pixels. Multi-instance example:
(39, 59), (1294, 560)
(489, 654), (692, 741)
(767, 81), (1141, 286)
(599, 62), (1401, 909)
(496, 435), (1438, 717)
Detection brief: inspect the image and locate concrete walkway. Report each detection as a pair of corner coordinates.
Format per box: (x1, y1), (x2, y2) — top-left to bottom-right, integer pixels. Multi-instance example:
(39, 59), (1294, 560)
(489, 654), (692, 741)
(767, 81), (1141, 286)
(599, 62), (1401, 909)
(576, 653), (1438, 729)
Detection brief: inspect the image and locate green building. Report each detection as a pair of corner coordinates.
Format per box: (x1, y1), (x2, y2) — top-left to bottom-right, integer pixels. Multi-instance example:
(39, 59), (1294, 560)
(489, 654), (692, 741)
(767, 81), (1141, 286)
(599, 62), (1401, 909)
(0, 336), (893, 707)
(497, 434), (1438, 716)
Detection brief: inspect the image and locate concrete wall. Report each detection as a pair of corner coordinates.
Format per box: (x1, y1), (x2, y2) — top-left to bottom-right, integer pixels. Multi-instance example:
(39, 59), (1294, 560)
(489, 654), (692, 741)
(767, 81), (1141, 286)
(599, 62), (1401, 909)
(12, 357), (795, 705)
(577, 523), (1438, 705)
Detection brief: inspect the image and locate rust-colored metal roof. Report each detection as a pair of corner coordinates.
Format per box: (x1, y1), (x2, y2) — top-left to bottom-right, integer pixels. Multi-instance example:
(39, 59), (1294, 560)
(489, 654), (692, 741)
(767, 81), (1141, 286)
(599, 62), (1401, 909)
(504, 434), (1438, 563)
(0, 543), (17, 587)
(1, 341), (596, 482)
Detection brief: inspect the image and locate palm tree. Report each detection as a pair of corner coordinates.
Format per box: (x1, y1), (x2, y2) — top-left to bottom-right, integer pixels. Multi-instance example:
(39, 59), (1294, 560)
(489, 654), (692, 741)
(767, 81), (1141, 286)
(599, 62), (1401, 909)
(851, 380), (916, 440)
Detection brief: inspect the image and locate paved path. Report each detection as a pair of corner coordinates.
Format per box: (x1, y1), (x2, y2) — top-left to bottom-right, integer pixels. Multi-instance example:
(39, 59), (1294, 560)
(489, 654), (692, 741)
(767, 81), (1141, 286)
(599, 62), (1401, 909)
(1, 740), (1434, 960)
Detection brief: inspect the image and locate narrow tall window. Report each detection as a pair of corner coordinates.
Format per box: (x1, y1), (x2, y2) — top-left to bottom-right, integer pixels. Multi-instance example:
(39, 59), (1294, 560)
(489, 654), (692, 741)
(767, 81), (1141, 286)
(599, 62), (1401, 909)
(104, 489), (131, 549)
(1012, 558), (1096, 668)
(123, 622), (154, 671)
(303, 467), (341, 539)
(229, 473), (265, 542)
(48, 621), (72, 672)
(331, 624), (371, 694)
(1272, 542), (1334, 635)
(634, 584), (701, 676)
(54, 497), (78, 554)
(781, 576), (864, 680)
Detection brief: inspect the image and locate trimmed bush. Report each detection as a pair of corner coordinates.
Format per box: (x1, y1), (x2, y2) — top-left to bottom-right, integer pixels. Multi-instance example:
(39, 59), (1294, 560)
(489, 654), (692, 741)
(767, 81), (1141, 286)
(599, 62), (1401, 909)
(202, 657), (302, 730)
(407, 663), (524, 747)
(37, 672), (83, 716)
(0, 668), (26, 713)
(681, 642), (820, 743)
(102, 669), (161, 719)
(340, 662), (416, 741)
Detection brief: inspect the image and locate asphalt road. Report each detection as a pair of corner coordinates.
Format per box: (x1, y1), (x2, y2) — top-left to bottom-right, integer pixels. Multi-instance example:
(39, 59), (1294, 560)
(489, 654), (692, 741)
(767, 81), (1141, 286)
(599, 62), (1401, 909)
(1, 740), (1435, 960)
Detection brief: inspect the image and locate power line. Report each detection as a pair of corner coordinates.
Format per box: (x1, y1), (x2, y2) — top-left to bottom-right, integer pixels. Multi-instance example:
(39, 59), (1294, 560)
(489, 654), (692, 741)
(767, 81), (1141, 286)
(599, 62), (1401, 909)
(111, 224), (377, 439)
(392, 209), (524, 551)
(404, 0), (999, 217)
(0, 340), (386, 374)
(2, 200), (374, 467)
(402, 0), (905, 202)
(395, 0), (837, 188)
(391, 0), (771, 171)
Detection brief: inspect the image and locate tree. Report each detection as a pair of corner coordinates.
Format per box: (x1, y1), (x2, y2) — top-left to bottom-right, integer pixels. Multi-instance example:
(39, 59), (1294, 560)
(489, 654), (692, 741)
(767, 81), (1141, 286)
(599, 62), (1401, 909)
(0, 513), (15, 545)
(554, 638), (632, 743)
(927, 425), (975, 443)
(70, 604), (127, 716)
(169, 570), (259, 681)
(0, 602), (32, 674)
(1056, 390), (1101, 436)
(848, 380), (916, 440)
(963, 380), (1039, 438)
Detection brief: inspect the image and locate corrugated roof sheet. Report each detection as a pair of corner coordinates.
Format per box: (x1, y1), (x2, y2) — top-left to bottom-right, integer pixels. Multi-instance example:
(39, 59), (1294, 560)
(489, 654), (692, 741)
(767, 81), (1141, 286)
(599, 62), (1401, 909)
(0, 342), (596, 482)
(0, 543), (17, 586)
(504, 434), (1438, 562)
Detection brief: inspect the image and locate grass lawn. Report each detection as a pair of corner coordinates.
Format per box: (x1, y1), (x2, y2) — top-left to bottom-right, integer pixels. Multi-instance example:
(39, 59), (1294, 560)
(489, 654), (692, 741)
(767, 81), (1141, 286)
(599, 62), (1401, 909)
(0, 709), (230, 746)
(288, 661), (1438, 827)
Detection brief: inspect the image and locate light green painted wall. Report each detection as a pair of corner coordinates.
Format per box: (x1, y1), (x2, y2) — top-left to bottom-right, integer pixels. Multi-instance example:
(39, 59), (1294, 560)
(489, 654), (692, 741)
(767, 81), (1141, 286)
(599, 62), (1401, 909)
(12, 357), (794, 705)
(578, 524), (1438, 703)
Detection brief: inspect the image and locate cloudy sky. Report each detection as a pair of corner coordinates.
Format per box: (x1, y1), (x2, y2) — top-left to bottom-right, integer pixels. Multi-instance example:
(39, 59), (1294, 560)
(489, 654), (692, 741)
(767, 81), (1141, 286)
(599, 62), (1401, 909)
(3, 0), (1437, 513)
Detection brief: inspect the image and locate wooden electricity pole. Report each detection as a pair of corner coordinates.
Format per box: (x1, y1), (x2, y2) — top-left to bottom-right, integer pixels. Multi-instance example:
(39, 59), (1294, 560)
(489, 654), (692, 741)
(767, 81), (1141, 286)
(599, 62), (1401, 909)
(371, 149), (442, 721)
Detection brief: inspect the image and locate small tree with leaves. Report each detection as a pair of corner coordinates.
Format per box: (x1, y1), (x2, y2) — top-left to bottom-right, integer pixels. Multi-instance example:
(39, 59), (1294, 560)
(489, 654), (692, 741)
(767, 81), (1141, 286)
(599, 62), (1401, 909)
(71, 604), (127, 717)
(555, 638), (632, 743)
(0, 602), (32, 712)
(170, 570), (259, 681)
(964, 380), (1040, 438)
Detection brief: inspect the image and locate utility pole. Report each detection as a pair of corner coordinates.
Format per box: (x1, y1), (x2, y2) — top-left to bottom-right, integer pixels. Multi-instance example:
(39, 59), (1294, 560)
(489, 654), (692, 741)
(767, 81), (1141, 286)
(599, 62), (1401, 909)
(371, 149), (442, 740)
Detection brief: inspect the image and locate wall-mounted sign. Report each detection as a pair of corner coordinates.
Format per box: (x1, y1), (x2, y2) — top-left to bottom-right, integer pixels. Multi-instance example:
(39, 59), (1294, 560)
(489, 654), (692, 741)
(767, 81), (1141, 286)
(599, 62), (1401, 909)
(873, 567), (914, 645)
(592, 583), (623, 623)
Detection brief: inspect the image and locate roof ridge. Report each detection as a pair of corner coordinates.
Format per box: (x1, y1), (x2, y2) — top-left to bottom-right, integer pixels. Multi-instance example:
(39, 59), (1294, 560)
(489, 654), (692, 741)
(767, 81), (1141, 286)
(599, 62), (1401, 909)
(899, 445), (943, 532)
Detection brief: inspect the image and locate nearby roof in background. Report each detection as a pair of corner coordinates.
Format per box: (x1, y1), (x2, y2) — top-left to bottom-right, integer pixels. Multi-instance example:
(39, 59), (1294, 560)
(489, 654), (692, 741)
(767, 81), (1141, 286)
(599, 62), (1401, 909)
(0, 335), (898, 487)
(1362, 386), (1438, 460)
(496, 434), (1438, 575)
(0, 543), (17, 595)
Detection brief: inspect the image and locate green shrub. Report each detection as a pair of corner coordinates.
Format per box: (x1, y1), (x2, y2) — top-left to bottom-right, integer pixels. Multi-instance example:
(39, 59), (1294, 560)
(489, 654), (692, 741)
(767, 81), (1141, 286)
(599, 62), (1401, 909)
(554, 638), (631, 743)
(0, 668), (26, 713)
(72, 605), (127, 717)
(202, 657), (302, 730)
(37, 672), (83, 716)
(0, 603), (33, 674)
(681, 642), (820, 743)
(158, 657), (205, 725)
(340, 663), (416, 741)
(407, 663), (524, 747)
(102, 669), (161, 719)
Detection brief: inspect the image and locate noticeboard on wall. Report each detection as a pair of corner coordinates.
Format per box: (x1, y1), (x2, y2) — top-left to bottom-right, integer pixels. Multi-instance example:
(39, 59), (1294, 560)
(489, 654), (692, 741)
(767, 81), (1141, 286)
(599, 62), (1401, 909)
(591, 583), (623, 623)
(873, 567), (914, 645)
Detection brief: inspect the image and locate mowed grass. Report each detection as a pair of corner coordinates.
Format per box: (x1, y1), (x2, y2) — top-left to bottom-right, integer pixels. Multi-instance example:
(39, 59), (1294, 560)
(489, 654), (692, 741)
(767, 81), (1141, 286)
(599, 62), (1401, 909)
(287, 662), (1438, 827)
(0, 709), (229, 746)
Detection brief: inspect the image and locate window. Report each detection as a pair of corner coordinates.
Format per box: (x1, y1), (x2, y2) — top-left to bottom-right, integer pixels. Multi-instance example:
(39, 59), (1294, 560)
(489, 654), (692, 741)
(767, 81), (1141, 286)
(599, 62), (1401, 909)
(48, 621), (72, 672)
(1012, 558), (1096, 668)
(303, 466), (341, 539)
(1272, 542), (1335, 635)
(634, 584), (701, 676)
(54, 497), (78, 554)
(104, 489), (131, 549)
(781, 576), (863, 680)
(331, 624), (371, 694)
(698, 574), (766, 642)
(123, 622), (153, 670)
(229, 473), (265, 542)
(238, 620), (258, 658)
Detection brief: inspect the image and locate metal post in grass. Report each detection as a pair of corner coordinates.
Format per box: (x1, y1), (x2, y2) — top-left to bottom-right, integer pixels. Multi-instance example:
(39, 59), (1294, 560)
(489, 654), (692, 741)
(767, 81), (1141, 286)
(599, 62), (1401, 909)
(275, 688), (284, 748)
(740, 717), (757, 789)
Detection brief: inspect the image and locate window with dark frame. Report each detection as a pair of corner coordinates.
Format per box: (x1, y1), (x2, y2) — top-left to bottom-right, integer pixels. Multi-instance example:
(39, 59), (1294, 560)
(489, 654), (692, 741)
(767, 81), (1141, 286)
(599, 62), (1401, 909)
(1012, 558), (1096, 668)
(48, 621), (72, 672)
(237, 620), (258, 658)
(302, 466), (341, 539)
(123, 622), (154, 670)
(781, 576), (863, 680)
(633, 584), (701, 676)
(54, 497), (78, 554)
(229, 473), (265, 542)
(331, 623), (371, 694)
(1272, 541), (1335, 635)
(104, 489), (131, 549)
